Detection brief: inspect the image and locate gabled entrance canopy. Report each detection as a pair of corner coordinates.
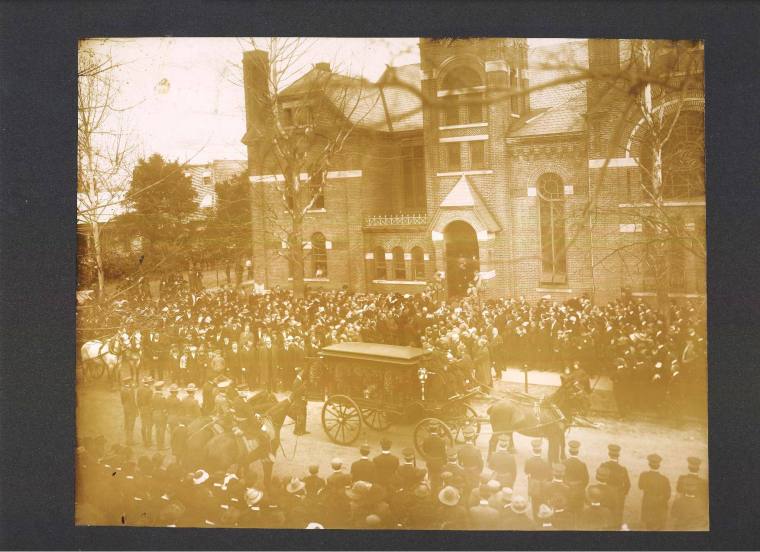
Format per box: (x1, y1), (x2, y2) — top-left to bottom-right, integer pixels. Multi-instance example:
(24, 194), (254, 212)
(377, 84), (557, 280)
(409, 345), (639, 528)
(429, 175), (501, 237)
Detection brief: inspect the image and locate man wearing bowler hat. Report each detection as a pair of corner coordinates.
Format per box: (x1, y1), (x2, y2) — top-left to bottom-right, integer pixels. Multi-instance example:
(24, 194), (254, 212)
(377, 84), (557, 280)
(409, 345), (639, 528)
(120, 376), (138, 445)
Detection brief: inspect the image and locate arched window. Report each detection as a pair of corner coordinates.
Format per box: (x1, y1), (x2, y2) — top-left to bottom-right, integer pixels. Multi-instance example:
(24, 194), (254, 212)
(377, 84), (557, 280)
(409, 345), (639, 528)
(441, 66), (482, 90)
(440, 65), (485, 125)
(639, 110), (704, 199)
(374, 246), (387, 280)
(311, 232), (327, 277)
(392, 246), (406, 280)
(537, 173), (567, 284)
(411, 246), (425, 280)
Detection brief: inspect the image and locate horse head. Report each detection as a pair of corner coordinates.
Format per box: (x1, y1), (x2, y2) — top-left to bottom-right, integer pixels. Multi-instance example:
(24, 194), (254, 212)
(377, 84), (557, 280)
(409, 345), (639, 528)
(550, 381), (591, 424)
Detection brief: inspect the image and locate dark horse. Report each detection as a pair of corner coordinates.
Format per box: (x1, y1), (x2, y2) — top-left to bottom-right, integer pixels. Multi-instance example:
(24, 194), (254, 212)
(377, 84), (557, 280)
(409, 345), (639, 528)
(173, 396), (292, 486)
(486, 383), (592, 463)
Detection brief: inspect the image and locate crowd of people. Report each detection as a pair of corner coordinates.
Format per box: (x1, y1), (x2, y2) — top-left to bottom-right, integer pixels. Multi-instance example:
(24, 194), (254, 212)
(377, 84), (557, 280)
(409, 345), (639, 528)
(80, 274), (707, 418)
(77, 274), (709, 530)
(76, 424), (708, 530)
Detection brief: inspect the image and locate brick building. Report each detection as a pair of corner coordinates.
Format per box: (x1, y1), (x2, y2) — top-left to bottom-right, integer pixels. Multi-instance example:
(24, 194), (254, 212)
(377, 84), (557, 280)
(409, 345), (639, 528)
(242, 39), (705, 303)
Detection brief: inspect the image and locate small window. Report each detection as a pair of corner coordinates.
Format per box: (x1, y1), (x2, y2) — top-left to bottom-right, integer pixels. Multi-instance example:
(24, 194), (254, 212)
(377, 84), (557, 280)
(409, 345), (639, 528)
(411, 246), (425, 280)
(443, 97), (459, 126)
(392, 246), (406, 280)
(465, 93), (484, 123)
(374, 246), (387, 279)
(308, 171), (325, 210)
(446, 142), (461, 171)
(470, 141), (486, 170)
(402, 145), (426, 210)
(510, 70), (519, 115)
(202, 175), (212, 188)
(311, 232), (327, 277)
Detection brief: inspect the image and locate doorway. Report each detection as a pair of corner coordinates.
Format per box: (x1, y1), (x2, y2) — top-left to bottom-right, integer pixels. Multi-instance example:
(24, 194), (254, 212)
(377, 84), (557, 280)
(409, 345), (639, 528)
(444, 220), (480, 298)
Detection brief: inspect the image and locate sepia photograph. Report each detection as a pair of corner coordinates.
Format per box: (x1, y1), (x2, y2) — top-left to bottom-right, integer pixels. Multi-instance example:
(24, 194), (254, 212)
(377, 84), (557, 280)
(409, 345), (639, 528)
(75, 36), (707, 531)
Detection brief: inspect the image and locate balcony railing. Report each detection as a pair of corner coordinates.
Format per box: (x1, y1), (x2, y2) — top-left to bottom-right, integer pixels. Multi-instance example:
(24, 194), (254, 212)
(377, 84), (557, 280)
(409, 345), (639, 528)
(364, 213), (427, 227)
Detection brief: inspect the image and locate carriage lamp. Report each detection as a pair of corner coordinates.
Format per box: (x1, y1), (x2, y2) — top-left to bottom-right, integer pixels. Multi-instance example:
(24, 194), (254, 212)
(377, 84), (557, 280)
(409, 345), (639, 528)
(418, 366), (428, 401)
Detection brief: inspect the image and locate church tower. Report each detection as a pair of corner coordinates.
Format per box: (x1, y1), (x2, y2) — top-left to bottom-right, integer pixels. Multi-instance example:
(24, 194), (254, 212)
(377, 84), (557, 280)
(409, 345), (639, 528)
(419, 38), (528, 296)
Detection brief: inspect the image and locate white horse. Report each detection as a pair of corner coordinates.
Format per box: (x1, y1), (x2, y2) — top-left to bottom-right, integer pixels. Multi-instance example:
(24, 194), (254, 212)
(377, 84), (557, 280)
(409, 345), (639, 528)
(80, 333), (125, 386)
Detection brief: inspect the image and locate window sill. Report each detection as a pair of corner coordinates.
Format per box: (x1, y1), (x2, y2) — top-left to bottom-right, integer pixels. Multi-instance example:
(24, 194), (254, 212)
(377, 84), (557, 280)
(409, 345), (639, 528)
(437, 169), (493, 177)
(618, 200), (706, 208)
(372, 279), (427, 285)
(439, 122), (488, 131)
(307, 208), (327, 213)
(631, 291), (705, 298)
(287, 277), (330, 282)
(437, 85), (486, 98)
(536, 286), (572, 293)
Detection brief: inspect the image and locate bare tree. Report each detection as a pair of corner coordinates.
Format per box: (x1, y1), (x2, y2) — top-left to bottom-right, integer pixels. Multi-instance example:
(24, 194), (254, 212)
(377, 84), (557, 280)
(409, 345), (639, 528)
(240, 38), (371, 298)
(77, 44), (135, 301)
(591, 39), (705, 311)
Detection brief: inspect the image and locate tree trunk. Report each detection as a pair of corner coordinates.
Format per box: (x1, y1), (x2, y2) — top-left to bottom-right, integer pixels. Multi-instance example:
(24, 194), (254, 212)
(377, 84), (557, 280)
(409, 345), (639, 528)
(90, 219), (106, 302)
(290, 216), (306, 299)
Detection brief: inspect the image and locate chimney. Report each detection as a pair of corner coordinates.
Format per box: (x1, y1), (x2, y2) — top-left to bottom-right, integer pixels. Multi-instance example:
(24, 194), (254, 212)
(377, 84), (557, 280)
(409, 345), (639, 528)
(587, 39), (620, 113)
(315, 62), (331, 72)
(242, 50), (270, 146)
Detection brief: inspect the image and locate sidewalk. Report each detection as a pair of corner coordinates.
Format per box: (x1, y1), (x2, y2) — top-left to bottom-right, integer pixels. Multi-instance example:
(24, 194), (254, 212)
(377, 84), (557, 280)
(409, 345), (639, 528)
(501, 366), (613, 391)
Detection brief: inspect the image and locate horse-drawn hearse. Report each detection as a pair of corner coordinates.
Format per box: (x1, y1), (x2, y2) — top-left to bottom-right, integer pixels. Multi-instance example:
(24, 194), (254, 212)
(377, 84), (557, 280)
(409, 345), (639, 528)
(317, 342), (482, 451)
(317, 341), (597, 463)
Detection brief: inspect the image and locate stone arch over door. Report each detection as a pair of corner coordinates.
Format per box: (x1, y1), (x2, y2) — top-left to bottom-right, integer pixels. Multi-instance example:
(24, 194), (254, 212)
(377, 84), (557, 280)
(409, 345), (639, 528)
(443, 220), (480, 298)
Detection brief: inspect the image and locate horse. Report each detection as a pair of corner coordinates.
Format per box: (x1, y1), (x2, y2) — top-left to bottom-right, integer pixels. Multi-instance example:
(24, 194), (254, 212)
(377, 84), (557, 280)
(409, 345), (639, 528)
(176, 397), (292, 487)
(80, 334), (124, 387)
(486, 382), (593, 463)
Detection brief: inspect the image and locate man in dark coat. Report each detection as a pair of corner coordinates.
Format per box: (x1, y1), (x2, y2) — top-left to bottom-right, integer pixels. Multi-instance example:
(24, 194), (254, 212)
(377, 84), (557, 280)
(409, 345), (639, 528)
(576, 485), (615, 530)
(351, 444), (377, 484)
(544, 463), (572, 512)
(500, 495), (536, 530)
(524, 438), (552, 518)
(676, 456), (708, 506)
(638, 453), (671, 530)
(670, 479), (707, 530)
(420, 423), (447, 492)
(120, 376), (138, 445)
(151, 380), (168, 450)
(487, 434), (517, 490)
(290, 366), (308, 435)
(395, 448), (427, 491)
(136, 376), (154, 447)
(303, 464), (326, 501)
(457, 426), (484, 497)
(597, 443), (631, 528)
(442, 450), (467, 493)
(562, 439), (589, 514)
(372, 438), (400, 491)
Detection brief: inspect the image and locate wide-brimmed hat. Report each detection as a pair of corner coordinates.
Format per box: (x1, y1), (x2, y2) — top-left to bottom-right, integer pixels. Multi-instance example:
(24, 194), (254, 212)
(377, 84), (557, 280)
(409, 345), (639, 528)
(286, 477), (306, 494)
(345, 480), (386, 504)
(192, 469), (210, 485)
(217, 378), (232, 389)
(245, 486), (263, 507)
(537, 503), (554, 519)
(305, 522), (324, 529)
(168, 383), (179, 394)
(185, 383), (197, 392)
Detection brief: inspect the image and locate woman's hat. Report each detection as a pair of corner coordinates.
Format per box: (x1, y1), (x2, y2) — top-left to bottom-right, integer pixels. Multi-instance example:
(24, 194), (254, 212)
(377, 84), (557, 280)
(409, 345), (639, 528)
(438, 485), (461, 506)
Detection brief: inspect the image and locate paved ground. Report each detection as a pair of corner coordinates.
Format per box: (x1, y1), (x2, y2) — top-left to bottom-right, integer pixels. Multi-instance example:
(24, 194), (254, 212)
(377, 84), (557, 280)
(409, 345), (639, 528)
(77, 370), (708, 530)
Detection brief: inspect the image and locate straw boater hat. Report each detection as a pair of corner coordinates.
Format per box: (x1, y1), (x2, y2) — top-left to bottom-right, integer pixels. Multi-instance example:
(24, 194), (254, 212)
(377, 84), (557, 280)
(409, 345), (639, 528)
(245, 487), (263, 507)
(185, 383), (197, 393)
(438, 485), (461, 507)
(286, 477), (306, 494)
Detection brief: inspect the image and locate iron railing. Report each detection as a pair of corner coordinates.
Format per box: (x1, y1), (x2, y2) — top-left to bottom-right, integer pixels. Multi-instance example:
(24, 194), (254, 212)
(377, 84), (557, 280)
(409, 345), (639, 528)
(364, 213), (427, 227)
